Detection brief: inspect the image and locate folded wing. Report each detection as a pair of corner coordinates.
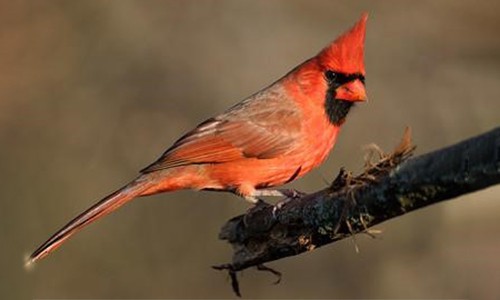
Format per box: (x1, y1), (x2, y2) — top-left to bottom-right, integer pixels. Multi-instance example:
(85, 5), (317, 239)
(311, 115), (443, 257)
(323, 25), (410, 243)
(141, 94), (302, 173)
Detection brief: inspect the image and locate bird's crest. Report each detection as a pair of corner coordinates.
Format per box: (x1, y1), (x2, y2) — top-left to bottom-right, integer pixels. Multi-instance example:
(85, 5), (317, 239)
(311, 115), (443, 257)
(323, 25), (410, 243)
(318, 13), (367, 75)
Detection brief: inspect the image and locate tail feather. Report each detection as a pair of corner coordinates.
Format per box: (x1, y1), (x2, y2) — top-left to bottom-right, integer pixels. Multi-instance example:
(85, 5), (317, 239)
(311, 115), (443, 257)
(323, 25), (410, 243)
(27, 176), (154, 266)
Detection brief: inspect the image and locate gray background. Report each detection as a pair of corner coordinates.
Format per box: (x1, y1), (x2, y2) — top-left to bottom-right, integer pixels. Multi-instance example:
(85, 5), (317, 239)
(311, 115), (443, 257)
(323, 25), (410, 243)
(2, 0), (500, 298)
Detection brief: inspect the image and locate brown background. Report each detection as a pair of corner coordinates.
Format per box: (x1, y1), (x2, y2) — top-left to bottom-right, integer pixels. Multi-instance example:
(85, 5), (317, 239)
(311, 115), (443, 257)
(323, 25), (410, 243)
(2, 1), (500, 298)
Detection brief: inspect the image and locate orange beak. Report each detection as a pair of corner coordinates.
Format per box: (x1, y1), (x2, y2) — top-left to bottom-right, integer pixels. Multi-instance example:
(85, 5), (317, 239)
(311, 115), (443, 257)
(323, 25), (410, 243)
(335, 79), (367, 102)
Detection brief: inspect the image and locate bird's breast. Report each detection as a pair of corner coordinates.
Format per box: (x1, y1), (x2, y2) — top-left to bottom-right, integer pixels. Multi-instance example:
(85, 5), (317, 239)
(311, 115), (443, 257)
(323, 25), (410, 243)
(298, 119), (340, 174)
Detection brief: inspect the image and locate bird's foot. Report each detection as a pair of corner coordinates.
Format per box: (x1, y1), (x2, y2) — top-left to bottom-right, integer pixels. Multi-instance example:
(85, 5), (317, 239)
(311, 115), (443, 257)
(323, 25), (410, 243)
(271, 198), (292, 218)
(250, 188), (306, 218)
(244, 195), (261, 204)
(278, 188), (307, 199)
(271, 189), (306, 218)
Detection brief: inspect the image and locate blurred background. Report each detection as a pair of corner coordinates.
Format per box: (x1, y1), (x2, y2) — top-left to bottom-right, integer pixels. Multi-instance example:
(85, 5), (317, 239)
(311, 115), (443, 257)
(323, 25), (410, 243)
(2, 0), (500, 298)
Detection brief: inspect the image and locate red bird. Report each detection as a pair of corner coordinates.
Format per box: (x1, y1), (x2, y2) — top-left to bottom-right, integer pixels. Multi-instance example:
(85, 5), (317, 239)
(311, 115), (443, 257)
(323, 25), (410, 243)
(28, 13), (368, 265)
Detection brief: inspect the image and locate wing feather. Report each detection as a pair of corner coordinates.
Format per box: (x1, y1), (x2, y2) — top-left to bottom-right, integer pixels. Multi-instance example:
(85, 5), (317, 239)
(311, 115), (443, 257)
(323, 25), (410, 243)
(141, 87), (302, 173)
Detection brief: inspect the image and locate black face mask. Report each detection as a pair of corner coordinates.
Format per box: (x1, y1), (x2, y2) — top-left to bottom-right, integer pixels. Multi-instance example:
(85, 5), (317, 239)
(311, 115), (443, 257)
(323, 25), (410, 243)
(323, 71), (365, 125)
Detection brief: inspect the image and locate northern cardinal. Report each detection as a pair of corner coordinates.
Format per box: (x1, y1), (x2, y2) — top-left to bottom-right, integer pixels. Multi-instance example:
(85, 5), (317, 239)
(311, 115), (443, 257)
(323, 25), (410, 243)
(28, 13), (368, 265)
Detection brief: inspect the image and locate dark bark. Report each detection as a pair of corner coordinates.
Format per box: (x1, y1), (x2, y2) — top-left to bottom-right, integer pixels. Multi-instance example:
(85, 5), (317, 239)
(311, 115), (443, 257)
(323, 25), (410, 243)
(214, 127), (500, 296)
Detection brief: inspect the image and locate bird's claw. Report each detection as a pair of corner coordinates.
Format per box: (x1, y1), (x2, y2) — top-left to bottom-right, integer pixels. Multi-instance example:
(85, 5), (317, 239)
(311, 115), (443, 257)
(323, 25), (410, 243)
(271, 189), (306, 218)
(272, 198), (292, 218)
(278, 188), (306, 199)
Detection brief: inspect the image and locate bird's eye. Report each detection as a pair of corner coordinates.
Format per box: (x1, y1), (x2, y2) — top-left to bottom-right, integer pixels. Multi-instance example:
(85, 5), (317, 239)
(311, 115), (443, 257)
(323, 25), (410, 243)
(359, 75), (366, 84)
(325, 70), (337, 82)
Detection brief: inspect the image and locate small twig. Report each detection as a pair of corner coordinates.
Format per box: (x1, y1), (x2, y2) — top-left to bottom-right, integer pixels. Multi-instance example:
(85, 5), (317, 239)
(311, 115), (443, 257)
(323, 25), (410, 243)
(212, 264), (241, 297)
(345, 219), (360, 253)
(256, 264), (282, 284)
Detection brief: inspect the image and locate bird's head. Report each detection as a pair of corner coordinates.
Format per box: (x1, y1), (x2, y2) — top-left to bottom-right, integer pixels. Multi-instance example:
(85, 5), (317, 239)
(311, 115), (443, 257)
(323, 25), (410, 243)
(291, 13), (368, 126)
(318, 13), (368, 125)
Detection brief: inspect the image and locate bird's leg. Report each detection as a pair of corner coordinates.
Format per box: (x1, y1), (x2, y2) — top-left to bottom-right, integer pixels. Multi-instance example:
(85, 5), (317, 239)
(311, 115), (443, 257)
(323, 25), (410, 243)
(251, 189), (306, 217)
(242, 190), (276, 210)
(242, 195), (272, 214)
(251, 189), (286, 198)
(277, 188), (307, 199)
(244, 195), (261, 204)
(271, 188), (309, 216)
(271, 198), (292, 218)
(252, 188), (306, 199)
(248, 190), (285, 212)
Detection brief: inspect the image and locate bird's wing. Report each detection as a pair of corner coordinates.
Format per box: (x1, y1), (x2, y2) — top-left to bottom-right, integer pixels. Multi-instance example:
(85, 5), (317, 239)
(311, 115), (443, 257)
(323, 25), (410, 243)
(141, 92), (302, 173)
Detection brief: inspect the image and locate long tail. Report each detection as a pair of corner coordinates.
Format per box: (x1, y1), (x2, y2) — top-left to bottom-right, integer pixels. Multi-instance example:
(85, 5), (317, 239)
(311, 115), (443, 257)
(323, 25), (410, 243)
(27, 175), (156, 266)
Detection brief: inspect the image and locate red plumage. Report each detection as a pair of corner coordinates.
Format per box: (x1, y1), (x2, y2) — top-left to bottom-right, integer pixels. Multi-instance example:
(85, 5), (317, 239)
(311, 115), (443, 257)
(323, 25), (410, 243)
(28, 13), (369, 265)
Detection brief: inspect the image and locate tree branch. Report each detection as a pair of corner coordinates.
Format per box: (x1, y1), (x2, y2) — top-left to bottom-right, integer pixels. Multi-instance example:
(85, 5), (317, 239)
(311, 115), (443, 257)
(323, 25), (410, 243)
(215, 127), (500, 296)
